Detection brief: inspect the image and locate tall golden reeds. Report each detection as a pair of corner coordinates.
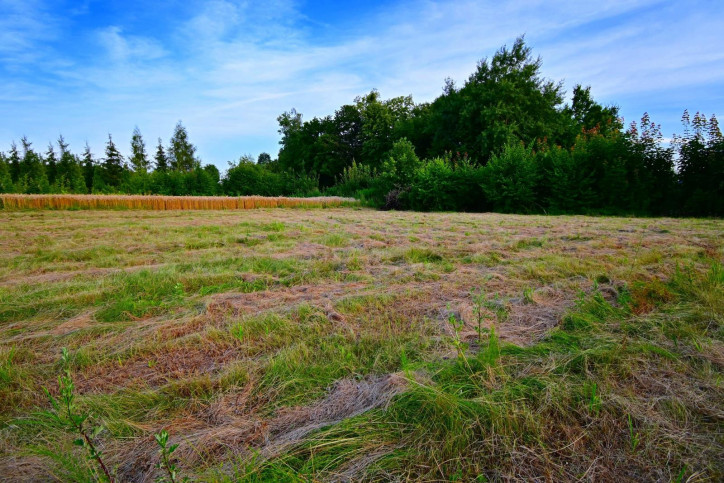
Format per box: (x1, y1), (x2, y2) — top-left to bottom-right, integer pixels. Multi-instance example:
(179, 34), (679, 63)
(0, 194), (357, 211)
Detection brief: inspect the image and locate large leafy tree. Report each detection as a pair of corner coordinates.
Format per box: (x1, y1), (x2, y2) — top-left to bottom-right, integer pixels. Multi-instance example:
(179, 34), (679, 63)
(277, 93), (417, 186)
(452, 36), (566, 161)
(277, 109), (341, 186)
(560, 85), (621, 146)
(277, 108), (305, 172)
(333, 104), (364, 168)
(257, 152), (272, 165)
(356, 90), (396, 170)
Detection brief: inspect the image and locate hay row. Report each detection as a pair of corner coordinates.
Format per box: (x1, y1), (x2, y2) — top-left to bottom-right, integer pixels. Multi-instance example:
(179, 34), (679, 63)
(0, 194), (358, 211)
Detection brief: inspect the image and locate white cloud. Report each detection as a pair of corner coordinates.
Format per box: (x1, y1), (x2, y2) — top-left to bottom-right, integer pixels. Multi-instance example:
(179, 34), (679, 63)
(0, 0), (61, 64)
(1, 0), (723, 167)
(97, 26), (168, 62)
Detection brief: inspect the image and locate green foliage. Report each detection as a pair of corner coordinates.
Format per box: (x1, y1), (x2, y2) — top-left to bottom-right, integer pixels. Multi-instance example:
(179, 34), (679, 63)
(452, 36), (566, 160)
(405, 155), (487, 211)
(675, 111), (724, 216)
(154, 138), (169, 172)
(167, 121), (199, 172)
(329, 161), (376, 197)
(129, 127), (150, 173)
(536, 145), (595, 213)
(82, 143), (95, 192)
(54, 137), (87, 194)
(18, 137), (50, 193)
(33, 348), (115, 482)
(0, 152), (12, 193)
(628, 414), (640, 452)
(221, 156), (319, 196)
(481, 142), (538, 213)
(101, 134), (125, 188)
(2, 37), (721, 215)
(380, 137), (420, 188)
(155, 429), (183, 482)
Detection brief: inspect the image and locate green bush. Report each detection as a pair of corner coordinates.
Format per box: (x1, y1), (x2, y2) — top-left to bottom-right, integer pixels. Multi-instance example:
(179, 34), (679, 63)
(481, 142), (538, 213)
(406, 156), (487, 212)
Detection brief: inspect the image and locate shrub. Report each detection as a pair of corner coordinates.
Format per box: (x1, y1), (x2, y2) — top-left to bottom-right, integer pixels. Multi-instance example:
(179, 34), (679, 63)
(481, 142), (538, 213)
(406, 156), (487, 212)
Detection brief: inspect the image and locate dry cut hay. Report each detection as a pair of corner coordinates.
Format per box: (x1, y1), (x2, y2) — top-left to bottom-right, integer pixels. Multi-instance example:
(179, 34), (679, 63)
(0, 194), (357, 211)
(114, 373), (408, 481)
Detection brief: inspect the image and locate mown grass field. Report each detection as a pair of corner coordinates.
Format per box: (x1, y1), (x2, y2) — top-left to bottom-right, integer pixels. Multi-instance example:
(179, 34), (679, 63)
(0, 207), (722, 481)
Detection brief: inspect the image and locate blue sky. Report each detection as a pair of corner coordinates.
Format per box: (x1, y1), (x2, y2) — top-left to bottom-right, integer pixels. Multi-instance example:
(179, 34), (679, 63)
(1, 0), (723, 169)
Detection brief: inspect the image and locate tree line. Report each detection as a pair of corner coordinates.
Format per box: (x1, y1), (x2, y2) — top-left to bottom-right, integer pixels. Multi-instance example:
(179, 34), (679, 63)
(0, 122), (319, 198)
(278, 37), (722, 216)
(1, 37), (722, 216)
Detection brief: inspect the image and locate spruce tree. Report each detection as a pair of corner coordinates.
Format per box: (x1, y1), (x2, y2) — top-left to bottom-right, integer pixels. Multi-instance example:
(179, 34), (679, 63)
(0, 152), (12, 192)
(102, 134), (125, 187)
(19, 136), (49, 193)
(8, 142), (20, 183)
(45, 143), (58, 186)
(154, 138), (168, 172)
(54, 137), (86, 194)
(57, 136), (72, 186)
(82, 143), (95, 192)
(130, 127), (150, 172)
(168, 121), (199, 172)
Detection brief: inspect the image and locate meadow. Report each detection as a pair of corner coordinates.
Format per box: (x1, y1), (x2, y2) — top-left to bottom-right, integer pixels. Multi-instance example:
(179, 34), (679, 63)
(0, 207), (722, 481)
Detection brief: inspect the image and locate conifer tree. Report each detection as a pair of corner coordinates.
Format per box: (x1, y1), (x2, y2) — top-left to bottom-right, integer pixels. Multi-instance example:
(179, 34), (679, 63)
(168, 121), (199, 172)
(0, 151), (12, 192)
(130, 127), (150, 172)
(102, 134), (125, 187)
(53, 136), (86, 193)
(56, 136), (72, 184)
(8, 142), (20, 183)
(45, 143), (58, 186)
(154, 138), (168, 172)
(82, 143), (95, 192)
(19, 136), (49, 193)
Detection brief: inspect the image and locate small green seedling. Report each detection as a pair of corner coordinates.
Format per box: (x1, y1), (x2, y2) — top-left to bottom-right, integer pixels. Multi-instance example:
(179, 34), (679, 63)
(628, 414), (640, 452)
(154, 429), (182, 482)
(447, 305), (471, 372)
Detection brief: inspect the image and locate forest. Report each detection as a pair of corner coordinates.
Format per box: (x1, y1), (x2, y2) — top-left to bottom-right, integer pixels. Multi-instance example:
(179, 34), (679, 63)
(1, 38), (722, 216)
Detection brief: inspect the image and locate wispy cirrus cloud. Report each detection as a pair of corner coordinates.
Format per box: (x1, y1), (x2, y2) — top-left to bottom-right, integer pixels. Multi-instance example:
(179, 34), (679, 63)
(97, 26), (168, 63)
